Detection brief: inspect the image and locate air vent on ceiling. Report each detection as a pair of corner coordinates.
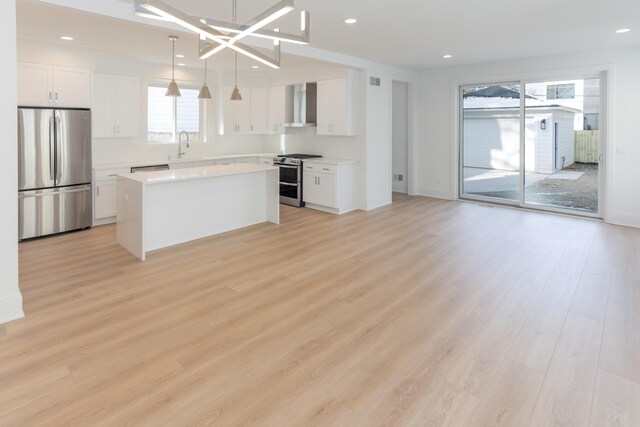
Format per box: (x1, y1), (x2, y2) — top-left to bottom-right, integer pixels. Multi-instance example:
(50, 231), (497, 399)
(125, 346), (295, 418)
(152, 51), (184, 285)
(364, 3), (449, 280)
(369, 76), (381, 86)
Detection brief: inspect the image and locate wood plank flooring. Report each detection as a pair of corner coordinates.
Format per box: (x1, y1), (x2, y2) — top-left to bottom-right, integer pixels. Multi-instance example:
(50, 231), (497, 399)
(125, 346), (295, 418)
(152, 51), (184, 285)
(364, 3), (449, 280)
(2, 194), (639, 426)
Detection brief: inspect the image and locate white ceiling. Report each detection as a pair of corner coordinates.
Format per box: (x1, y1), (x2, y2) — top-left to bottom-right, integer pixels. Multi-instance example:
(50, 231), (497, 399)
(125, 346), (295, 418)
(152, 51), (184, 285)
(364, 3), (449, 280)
(18, 0), (640, 70)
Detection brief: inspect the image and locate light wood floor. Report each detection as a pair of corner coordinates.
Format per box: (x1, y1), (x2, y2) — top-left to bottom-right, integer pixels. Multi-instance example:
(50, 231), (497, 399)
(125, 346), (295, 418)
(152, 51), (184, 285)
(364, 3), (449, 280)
(3, 194), (639, 426)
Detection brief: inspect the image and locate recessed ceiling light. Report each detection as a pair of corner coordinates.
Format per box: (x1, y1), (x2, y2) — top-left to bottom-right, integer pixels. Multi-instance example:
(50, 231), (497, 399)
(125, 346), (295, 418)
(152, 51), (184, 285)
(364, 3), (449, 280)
(176, 54), (185, 58)
(443, 54), (453, 59)
(615, 28), (631, 33)
(60, 36), (74, 41)
(251, 65), (259, 69)
(344, 18), (357, 24)
(177, 63), (186, 67)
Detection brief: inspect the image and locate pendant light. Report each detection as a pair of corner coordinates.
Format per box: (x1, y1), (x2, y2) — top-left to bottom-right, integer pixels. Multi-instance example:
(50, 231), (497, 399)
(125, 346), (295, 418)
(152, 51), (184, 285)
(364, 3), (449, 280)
(198, 58), (212, 99)
(230, 52), (242, 101)
(229, 0), (242, 101)
(166, 35), (181, 97)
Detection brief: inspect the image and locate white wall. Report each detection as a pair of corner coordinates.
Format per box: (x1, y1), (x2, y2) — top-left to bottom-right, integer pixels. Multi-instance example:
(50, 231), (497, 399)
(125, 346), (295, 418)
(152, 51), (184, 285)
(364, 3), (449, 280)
(417, 47), (640, 228)
(0, 0), (23, 324)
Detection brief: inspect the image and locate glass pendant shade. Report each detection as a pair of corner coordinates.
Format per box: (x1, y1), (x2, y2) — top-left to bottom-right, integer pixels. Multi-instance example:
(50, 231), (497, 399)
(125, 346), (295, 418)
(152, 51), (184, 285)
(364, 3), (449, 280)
(198, 83), (212, 99)
(230, 85), (243, 101)
(166, 80), (181, 97)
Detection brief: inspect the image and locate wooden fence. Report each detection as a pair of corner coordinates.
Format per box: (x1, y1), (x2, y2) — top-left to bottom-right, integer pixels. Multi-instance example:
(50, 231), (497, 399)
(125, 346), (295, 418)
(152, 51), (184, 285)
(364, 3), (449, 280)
(574, 130), (599, 164)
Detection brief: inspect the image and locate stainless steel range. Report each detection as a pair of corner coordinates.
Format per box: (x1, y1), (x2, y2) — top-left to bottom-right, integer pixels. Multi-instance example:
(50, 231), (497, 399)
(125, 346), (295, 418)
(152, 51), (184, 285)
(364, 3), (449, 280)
(273, 154), (322, 207)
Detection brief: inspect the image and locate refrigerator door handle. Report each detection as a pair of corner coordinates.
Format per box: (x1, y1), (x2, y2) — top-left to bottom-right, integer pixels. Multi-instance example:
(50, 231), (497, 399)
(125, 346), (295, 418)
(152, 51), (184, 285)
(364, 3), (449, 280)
(55, 115), (62, 182)
(18, 185), (92, 198)
(49, 116), (55, 181)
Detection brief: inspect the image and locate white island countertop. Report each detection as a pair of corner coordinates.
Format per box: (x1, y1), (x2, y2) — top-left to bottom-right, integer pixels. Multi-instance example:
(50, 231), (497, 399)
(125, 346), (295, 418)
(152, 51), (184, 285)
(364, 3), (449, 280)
(94, 153), (277, 171)
(118, 163), (278, 185)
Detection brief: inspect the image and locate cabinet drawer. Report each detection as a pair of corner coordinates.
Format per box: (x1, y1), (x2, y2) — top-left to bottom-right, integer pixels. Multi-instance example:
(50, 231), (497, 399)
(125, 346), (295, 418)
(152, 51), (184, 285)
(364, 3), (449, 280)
(94, 168), (130, 181)
(303, 163), (336, 174)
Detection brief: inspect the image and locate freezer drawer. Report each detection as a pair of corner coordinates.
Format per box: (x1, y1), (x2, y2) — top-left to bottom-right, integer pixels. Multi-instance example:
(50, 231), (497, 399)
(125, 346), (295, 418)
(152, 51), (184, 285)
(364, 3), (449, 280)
(19, 185), (92, 240)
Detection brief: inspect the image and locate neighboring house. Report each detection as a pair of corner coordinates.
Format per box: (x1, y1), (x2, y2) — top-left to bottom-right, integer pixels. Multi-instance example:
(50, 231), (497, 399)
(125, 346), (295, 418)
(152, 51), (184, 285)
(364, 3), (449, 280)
(525, 79), (600, 130)
(463, 86), (579, 174)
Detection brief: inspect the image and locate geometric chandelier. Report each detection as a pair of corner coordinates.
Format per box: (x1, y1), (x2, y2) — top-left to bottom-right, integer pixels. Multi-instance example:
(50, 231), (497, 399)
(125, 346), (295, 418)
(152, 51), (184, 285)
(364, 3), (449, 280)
(134, 0), (310, 69)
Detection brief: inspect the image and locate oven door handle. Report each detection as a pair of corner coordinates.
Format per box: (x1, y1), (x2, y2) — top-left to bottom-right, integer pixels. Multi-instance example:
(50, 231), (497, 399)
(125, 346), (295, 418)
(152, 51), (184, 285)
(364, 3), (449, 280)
(275, 164), (299, 169)
(280, 182), (298, 186)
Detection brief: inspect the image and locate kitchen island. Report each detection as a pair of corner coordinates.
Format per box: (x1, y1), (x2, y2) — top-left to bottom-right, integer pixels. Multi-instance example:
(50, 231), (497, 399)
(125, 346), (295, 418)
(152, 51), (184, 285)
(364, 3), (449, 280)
(116, 163), (279, 260)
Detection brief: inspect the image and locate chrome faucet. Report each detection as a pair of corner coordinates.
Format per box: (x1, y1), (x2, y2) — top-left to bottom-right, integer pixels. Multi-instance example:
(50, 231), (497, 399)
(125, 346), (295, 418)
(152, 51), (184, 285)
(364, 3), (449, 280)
(178, 131), (189, 159)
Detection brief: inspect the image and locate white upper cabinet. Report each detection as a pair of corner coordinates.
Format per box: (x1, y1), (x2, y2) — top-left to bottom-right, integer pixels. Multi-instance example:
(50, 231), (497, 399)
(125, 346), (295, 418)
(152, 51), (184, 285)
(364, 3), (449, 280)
(223, 85), (251, 134)
(223, 86), (269, 134)
(267, 85), (294, 134)
(17, 63), (91, 108)
(250, 87), (268, 134)
(93, 73), (140, 138)
(317, 77), (358, 136)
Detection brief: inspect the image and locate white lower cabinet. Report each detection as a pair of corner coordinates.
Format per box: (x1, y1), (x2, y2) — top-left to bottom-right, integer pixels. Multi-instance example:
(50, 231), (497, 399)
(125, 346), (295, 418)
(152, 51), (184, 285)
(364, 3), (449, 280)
(95, 181), (118, 219)
(304, 172), (337, 207)
(93, 167), (129, 225)
(258, 156), (274, 165)
(303, 162), (357, 214)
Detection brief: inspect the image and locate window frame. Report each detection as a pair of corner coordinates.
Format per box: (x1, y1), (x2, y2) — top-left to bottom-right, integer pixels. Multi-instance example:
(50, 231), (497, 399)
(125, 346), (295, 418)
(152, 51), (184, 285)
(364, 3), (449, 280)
(147, 82), (207, 144)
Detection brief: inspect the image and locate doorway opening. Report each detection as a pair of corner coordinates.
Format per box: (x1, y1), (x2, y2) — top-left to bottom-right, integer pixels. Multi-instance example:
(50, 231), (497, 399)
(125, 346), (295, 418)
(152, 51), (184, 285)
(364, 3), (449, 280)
(460, 76), (603, 217)
(392, 81), (409, 194)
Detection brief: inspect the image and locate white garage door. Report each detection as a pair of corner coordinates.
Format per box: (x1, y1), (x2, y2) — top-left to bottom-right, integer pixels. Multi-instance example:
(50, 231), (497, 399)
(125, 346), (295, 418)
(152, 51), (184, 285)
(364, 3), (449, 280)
(463, 117), (520, 171)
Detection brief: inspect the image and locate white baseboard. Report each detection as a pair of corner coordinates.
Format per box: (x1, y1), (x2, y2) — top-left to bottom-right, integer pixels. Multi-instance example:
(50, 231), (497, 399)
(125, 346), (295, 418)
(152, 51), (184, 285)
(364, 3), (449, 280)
(0, 293), (24, 325)
(416, 186), (455, 200)
(607, 211), (640, 229)
(366, 194), (392, 210)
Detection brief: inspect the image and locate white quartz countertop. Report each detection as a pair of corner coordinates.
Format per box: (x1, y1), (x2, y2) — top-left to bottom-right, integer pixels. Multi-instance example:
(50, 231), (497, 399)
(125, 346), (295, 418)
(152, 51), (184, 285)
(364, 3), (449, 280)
(118, 163), (278, 185)
(303, 157), (358, 165)
(94, 153), (276, 171)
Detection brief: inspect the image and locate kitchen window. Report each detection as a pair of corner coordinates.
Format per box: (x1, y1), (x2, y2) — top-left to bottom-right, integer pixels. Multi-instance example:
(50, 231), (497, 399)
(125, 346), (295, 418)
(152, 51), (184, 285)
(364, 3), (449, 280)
(147, 84), (205, 143)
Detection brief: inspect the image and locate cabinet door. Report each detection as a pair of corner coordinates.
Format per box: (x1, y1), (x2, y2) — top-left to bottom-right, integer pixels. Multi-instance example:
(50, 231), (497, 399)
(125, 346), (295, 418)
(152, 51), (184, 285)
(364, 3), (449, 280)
(92, 73), (116, 138)
(114, 75), (140, 137)
(236, 87), (252, 133)
(316, 80), (332, 135)
(223, 86), (238, 134)
(331, 78), (349, 136)
(303, 172), (320, 204)
(317, 173), (337, 207)
(250, 88), (268, 134)
(95, 180), (118, 219)
(268, 86), (285, 134)
(53, 67), (91, 108)
(17, 63), (53, 107)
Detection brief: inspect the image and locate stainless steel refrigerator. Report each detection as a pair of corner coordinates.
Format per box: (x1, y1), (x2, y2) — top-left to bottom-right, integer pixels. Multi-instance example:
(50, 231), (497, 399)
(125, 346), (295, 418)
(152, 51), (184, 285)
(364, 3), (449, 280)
(18, 108), (92, 240)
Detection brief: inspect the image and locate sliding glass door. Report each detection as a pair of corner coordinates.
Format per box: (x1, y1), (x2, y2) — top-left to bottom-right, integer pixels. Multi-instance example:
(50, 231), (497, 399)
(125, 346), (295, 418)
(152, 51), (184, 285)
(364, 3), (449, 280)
(460, 76), (603, 217)
(461, 83), (522, 204)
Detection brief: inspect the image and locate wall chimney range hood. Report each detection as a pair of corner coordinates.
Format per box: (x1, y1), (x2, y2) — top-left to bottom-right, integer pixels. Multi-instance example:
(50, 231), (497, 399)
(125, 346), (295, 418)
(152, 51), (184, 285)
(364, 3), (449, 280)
(282, 83), (317, 128)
